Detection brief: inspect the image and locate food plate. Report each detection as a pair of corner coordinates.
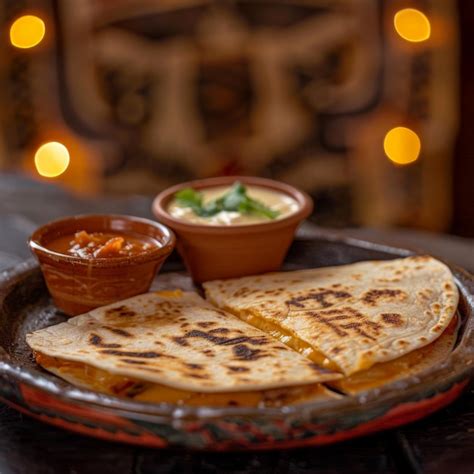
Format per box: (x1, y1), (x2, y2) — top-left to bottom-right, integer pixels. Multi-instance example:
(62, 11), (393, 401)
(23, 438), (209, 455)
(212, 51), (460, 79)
(0, 231), (473, 451)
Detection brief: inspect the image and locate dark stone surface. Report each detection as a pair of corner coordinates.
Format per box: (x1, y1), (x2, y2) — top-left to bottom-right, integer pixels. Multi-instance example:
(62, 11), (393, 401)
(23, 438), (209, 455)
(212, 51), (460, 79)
(0, 175), (473, 473)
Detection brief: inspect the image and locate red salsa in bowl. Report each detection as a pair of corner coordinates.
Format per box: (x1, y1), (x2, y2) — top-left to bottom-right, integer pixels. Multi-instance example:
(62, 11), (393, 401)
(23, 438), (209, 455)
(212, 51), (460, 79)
(29, 215), (175, 316)
(48, 231), (156, 259)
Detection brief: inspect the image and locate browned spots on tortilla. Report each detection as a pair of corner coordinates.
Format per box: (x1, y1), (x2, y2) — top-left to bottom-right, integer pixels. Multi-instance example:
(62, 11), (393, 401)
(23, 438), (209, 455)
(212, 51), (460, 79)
(188, 373), (206, 379)
(103, 326), (132, 338)
(88, 334), (122, 349)
(331, 346), (342, 354)
(419, 336), (428, 342)
(432, 324), (444, 332)
(232, 344), (266, 361)
(100, 350), (162, 358)
(232, 287), (252, 298)
(397, 340), (409, 347)
(197, 321), (216, 328)
(444, 283), (453, 291)
(185, 330), (268, 347)
(287, 289), (351, 310)
(378, 277), (401, 283)
(307, 307), (381, 341)
(208, 327), (230, 335)
(362, 289), (407, 305)
(180, 323), (190, 328)
(105, 305), (136, 318)
(120, 358), (147, 365)
(381, 313), (403, 326)
(227, 366), (250, 373)
(172, 336), (189, 347)
(202, 349), (215, 357)
(185, 363), (204, 370)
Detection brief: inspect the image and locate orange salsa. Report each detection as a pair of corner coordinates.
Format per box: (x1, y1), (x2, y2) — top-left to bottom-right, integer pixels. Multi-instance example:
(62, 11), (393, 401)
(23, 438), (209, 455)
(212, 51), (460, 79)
(47, 230), (159, 259)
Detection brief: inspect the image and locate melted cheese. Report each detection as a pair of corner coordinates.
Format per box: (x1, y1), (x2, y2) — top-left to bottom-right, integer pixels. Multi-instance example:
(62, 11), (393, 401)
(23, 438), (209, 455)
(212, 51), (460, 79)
(35, 353), (334, 407)
(221, 307), (342, 372)
(330, 314), (459, 394)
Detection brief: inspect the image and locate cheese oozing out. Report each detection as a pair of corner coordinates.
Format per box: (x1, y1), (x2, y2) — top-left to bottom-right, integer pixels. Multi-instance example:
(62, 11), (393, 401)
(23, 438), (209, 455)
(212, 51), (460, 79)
(35, 353), (336, 407)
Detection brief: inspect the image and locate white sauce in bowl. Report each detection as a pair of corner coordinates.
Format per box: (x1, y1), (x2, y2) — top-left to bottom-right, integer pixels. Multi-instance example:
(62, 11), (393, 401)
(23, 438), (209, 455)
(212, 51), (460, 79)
(167, 185), (300, 226)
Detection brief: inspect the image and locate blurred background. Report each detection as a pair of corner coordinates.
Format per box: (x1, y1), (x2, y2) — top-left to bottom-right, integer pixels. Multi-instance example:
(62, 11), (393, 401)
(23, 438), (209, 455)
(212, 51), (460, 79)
(0, 0), (473, 236)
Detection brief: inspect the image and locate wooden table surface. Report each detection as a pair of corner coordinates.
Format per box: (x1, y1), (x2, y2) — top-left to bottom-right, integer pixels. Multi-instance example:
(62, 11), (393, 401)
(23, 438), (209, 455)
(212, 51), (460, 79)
(1, 176), (473, 474)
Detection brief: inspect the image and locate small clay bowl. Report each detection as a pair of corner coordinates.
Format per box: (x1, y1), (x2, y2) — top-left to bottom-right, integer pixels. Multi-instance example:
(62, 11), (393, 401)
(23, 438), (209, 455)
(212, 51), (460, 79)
(152, 176), (313, 282)
(28, 215), (175, 316)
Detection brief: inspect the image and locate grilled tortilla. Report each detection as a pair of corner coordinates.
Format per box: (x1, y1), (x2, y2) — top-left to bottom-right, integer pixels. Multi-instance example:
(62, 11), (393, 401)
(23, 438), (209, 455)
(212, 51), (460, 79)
(204, 256), (459, 375)
(27, 291), (340, 406)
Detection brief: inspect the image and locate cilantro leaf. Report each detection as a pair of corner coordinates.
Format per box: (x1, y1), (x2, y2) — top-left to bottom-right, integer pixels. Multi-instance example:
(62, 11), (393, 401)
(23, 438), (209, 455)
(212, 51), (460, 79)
(174, 181), (280, 220)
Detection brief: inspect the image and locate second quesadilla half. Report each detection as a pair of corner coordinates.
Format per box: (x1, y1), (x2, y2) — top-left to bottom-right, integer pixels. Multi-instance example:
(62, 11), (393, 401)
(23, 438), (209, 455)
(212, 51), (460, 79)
(204, 256), (459, 375)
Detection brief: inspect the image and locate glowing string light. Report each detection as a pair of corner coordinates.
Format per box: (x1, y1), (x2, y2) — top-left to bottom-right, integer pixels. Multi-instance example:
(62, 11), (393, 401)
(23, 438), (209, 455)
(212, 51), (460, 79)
(34, 142), (70, 177)
(394, 8), (431, 43)
(10, 15), (46, 49)
(383, 127), (421, 165)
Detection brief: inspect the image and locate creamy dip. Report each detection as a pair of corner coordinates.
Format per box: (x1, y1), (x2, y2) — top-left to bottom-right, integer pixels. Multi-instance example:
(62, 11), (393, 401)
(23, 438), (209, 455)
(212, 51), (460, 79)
(168, 185), (300, 225)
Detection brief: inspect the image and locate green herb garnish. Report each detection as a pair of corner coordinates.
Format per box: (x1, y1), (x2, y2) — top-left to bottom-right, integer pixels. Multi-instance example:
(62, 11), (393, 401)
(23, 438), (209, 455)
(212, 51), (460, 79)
(174, 181), (280, 219)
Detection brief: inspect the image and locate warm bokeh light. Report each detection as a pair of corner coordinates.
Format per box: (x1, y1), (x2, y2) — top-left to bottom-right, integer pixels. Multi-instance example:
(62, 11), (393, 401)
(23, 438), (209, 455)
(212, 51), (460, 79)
(34, 142), (70, 177)
(383, 127), (421, 165)
(394, 8), (431, 43)
(9, 15), (45, 49)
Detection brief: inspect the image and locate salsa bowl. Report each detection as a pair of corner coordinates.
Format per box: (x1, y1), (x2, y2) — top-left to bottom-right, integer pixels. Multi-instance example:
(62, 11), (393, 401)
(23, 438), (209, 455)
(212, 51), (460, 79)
(28, 214), (175, 315)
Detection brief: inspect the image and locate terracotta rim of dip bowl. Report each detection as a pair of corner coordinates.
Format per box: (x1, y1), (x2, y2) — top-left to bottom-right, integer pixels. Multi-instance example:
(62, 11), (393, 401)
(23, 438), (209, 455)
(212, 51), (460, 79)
(152, 176), (313, 282)
(29, 214), (176, 268)
(152, 175), (313, 235)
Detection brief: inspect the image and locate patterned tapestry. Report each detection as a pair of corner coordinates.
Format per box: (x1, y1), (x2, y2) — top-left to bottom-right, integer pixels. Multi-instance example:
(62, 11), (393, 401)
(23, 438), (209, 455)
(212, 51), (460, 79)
(0, 0), (459, 229)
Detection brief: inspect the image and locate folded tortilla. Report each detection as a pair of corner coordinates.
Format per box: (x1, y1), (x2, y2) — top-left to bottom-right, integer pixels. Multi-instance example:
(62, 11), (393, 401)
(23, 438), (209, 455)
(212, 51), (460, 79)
(204, 256), (459, 375)
(27, 290), (340, 406)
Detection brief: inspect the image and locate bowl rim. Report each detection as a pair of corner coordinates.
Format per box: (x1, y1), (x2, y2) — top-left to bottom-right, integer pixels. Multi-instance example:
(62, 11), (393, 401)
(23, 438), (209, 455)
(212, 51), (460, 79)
(28, 214), (176, 268)
(152, 176), (313, 234)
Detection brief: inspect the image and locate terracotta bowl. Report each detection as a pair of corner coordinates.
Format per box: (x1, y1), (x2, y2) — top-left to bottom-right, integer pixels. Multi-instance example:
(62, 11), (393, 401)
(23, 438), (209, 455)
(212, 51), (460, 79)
(152, 176), (313, 282)
(28, 215), (175, 316)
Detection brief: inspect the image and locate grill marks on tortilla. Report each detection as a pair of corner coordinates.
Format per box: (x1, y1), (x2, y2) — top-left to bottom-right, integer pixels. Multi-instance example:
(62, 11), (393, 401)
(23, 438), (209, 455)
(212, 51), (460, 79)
(286, 289), (352, 310)
(381, 313), (404, 326)
(105, 305), (136, 318)
(305, 307), (382, 341)
(88, 334), (122, 349)
(100, 350), (163, 358)
(232, 344), (266, 361)
(103, 326), (132, 337)
(362, 289), (407, 306)
(184, 329), (268, 347)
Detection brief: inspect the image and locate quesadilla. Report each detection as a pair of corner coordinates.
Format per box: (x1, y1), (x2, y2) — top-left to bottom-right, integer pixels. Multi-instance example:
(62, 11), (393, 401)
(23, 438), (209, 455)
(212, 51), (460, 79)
(27, 290), (340, 406)
(204, 256), (459, 375)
